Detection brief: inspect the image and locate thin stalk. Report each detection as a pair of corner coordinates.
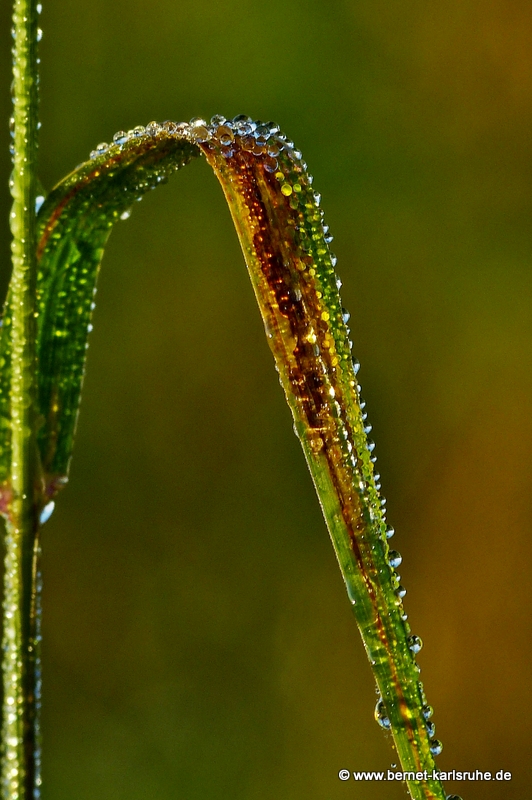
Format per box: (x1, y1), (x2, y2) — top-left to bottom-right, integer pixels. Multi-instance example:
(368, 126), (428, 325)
(3, 1), (42, 799)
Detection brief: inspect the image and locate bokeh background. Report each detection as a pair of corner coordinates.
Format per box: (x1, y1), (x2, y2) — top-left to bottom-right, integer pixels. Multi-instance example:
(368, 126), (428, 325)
(1, 1), (532, 798)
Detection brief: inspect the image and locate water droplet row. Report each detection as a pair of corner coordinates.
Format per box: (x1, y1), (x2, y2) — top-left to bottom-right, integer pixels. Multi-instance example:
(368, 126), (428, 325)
(182, 119), (434, 756)
(88, 120), (184, 159)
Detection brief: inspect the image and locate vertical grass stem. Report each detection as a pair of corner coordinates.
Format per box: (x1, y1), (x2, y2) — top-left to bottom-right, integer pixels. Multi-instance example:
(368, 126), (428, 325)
(3, 0), (42, 798)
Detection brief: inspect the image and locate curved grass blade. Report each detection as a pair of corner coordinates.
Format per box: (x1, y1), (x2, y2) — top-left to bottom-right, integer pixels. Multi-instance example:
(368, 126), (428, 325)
(36, 125), (200, 493)
(0, 125), (200, 504)
(1, 116), (453, 800)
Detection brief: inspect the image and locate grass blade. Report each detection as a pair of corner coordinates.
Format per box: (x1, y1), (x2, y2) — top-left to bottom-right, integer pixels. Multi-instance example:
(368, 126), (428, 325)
(199, 117), (449, 800)
(34, 125), (199, 489)
(2, 115), (454, 800)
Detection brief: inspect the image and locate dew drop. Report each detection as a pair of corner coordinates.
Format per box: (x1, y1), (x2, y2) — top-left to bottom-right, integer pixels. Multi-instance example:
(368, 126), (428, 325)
(408, 634), (423, 654)
(37, 3), (42, 11)
(241, 134), (255, 151)
(374, 698), (391, 730)
(255, 124), (271, 139)
(120, 208), (132, 220)
(264, 156), (278, 173)
(35, 195), (44, 213)
(192, 125), (210, 142)
(422, 704), (433, 720)
(330, 253), (338, 266)
(36, 28), (43, 42)
(426, 720), (436, 738)
(307, 433), (324, 453)
(352, 358), (360, 374)
(113, 131), (128, 144)
(396, 585), (406, 598)
(39, 501), (54, 526)
(217, 125), (234, 145)
(446, 796), (463, 800)
(388, 550), (402, 569)
(281, 184), (293, 196)
(233, 115), (254, 135)
(430, 739), (443, 756)
(385, 526), (395, 539)
(239, 123), (256, 137)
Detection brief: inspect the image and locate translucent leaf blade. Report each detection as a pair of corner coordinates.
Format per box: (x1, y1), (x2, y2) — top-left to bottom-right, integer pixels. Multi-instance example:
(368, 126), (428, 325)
(34, 124), (200, 489)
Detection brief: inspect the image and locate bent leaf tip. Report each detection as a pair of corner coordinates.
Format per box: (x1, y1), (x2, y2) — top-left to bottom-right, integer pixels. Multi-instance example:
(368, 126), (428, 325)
(0, 111), (451, 800)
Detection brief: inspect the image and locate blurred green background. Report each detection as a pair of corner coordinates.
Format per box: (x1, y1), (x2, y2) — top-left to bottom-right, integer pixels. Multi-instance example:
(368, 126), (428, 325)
(1, 1), (532, 798)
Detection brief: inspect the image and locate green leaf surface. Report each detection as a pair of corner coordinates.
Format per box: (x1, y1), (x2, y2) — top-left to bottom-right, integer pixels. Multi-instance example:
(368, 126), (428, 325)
(0, 124), (200, 498)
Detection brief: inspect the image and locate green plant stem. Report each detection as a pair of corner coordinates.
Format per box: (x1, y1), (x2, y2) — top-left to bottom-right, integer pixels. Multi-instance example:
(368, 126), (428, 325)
(3, 0), (42, 798)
